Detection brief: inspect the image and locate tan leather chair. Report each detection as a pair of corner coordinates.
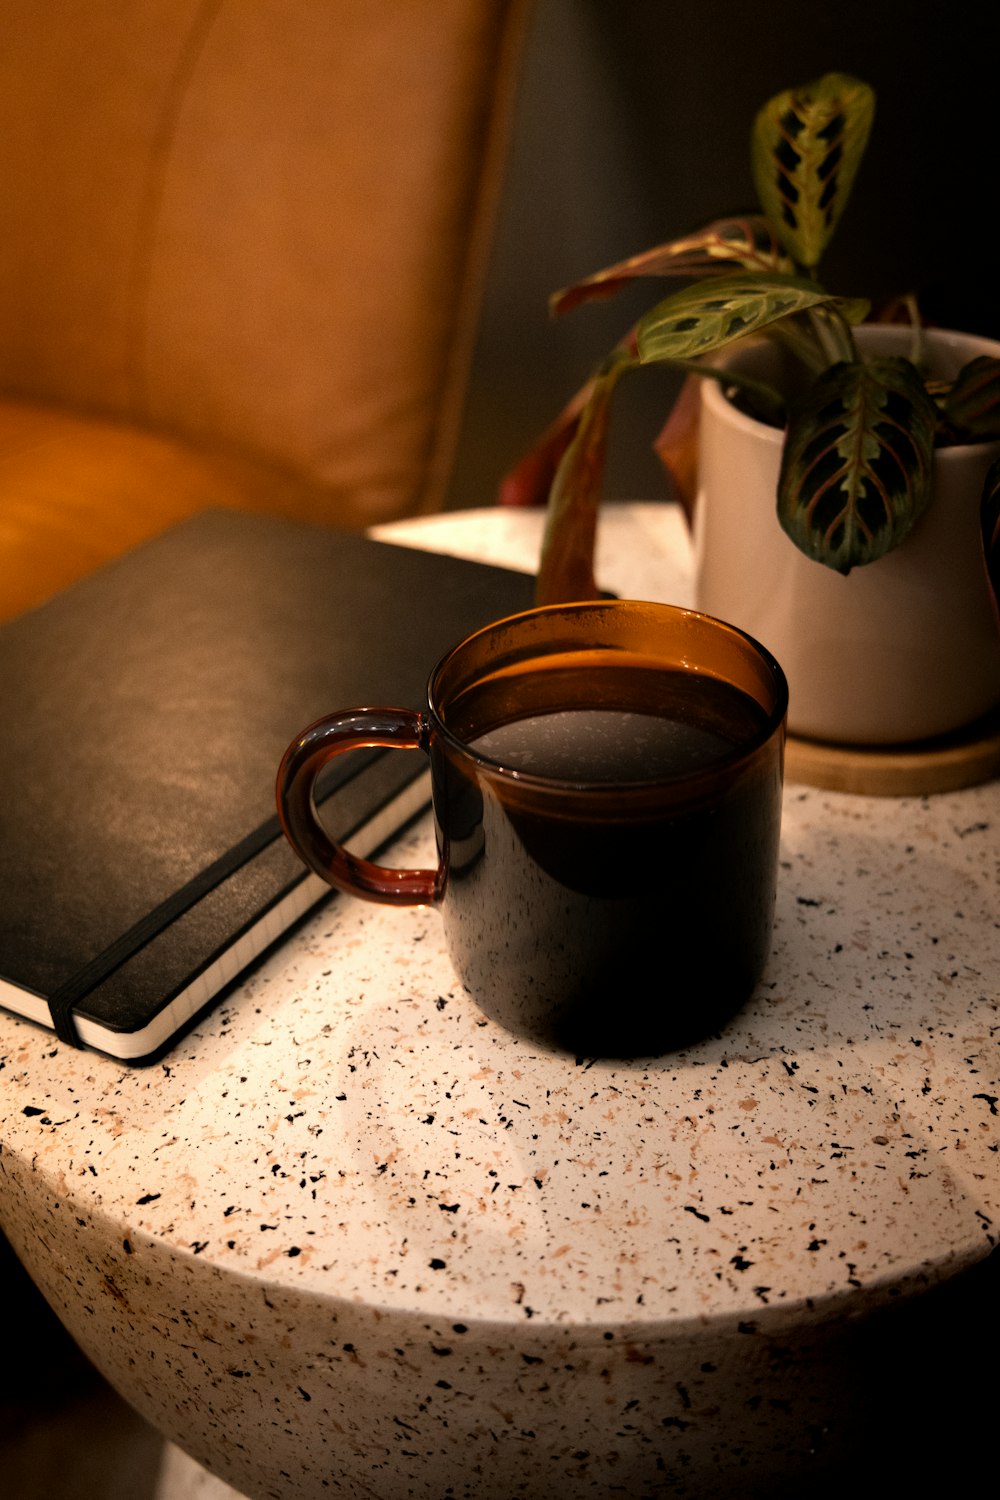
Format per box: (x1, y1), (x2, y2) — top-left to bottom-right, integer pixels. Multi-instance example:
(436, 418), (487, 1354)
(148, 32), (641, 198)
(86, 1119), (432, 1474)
(0, 0), (529, 621)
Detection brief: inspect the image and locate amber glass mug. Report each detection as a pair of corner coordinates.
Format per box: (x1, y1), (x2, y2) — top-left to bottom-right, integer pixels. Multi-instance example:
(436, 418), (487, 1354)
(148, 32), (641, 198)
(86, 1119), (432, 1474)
(277, 600), (787, 1056)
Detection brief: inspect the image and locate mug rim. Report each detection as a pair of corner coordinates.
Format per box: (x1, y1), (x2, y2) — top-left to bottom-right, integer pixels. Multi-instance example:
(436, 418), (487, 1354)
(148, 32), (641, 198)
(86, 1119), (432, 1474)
(426, 597), (789, 795)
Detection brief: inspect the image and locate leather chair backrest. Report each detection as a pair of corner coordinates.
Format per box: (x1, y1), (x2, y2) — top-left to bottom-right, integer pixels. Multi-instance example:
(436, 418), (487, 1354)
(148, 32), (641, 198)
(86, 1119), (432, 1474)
(0, 0), (529, 525)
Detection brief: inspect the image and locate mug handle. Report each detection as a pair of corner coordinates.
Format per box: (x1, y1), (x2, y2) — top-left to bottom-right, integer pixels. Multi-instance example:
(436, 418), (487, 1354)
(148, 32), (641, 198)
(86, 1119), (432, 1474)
(276, 709), (442, 905)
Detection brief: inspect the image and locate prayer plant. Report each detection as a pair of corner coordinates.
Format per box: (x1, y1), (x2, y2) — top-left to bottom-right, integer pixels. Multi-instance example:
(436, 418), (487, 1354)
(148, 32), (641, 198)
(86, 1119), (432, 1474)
(505, 73), (1000, 615)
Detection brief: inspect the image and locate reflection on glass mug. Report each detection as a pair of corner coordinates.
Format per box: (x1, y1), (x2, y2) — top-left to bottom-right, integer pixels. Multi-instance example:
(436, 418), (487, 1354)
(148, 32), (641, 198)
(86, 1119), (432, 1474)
(277, 599), (788, 1056)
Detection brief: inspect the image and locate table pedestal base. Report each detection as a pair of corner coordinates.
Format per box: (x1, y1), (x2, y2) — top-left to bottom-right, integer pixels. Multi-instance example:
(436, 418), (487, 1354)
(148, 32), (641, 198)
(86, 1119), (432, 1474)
(156, 1444), (246, 1500)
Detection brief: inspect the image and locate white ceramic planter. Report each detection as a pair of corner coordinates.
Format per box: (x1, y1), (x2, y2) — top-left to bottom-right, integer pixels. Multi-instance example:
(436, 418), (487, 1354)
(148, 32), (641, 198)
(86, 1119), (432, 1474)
(693, 326), (1000, 744)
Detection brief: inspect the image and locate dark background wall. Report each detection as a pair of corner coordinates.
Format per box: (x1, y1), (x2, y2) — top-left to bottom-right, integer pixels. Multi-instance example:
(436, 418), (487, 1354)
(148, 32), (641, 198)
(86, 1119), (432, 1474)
(446, 0), (999, 509)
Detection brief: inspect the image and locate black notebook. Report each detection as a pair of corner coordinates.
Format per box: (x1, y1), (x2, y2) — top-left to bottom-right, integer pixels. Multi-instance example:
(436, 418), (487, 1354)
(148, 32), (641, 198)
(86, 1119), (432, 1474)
(0, 509), (536, 1064)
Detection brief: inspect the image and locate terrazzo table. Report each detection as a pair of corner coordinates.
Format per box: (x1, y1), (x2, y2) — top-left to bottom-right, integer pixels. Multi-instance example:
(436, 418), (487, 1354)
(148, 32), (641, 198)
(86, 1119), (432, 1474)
(1, 503), (997, 1499)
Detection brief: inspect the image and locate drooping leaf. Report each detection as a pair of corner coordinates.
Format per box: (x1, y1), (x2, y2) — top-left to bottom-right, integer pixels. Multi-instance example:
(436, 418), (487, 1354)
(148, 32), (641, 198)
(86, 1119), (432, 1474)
(498, 379), (593, 507)
(498, 331), (639, 507)
(940, 356), (1000, 442)
(651, 364), (789, 522)
(634, 271), (868, 366)
(549, 216), (793, 318)
(652, 373), (703, 523)
(982, 458), (1000, 623)
(777, 355), (937, 573)
(535, 354), (632, 604)
(752, 73), (875, 276)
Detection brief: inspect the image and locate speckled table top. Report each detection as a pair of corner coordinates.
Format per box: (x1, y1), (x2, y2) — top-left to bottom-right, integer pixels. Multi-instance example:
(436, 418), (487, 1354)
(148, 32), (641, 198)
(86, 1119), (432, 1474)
(2, 504), (997, 1497)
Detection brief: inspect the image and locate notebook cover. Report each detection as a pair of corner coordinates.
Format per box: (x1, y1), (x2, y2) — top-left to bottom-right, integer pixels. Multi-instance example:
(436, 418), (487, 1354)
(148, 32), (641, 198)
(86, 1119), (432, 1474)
(0, 509), (537, 1063)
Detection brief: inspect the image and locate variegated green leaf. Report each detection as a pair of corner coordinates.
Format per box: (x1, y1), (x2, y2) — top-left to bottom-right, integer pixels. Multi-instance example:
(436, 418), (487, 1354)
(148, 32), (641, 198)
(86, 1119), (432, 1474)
(549, 216), (793, 317)
(941, 356), (1000, 441)
(777, 356), (937, 572)
(634, 272), (868, 365)
(752, 73), (875, 275)
(982, 457), (1000, 622)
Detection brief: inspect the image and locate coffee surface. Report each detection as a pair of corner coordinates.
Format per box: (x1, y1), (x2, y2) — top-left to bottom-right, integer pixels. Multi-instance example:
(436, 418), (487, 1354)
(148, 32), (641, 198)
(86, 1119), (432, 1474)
(457, 666), (767, 783)
(472, 706), (732, 781)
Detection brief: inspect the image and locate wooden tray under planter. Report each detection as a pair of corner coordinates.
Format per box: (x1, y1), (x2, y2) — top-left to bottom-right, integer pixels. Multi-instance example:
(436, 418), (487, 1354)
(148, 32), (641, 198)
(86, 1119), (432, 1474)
(785, 706), (1000, 796)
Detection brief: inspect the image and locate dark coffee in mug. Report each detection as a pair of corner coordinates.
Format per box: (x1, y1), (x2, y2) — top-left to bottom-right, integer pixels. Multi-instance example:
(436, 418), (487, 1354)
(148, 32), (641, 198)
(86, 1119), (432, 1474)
(277, 601), (787, 1056)
(465, 670), (768, 779)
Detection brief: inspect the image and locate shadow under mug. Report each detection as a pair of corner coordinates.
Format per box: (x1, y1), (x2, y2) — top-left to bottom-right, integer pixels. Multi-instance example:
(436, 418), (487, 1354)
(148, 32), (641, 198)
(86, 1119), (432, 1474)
(277, 599), (788, 1056)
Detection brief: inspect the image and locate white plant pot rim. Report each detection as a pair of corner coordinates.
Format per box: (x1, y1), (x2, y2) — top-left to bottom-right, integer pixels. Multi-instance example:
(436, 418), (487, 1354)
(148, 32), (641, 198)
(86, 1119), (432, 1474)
(693, 324), (1000, 746)
(702, 323), (1000, 448)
